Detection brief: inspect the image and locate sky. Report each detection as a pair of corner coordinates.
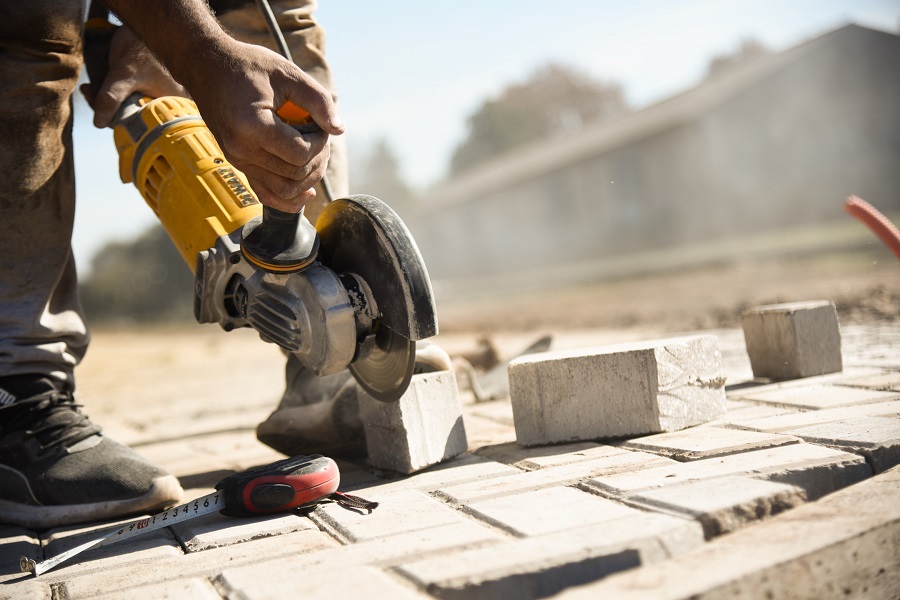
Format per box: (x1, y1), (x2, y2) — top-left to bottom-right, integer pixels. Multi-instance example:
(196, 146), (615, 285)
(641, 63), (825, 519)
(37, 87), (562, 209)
(70, 0), (900, 275)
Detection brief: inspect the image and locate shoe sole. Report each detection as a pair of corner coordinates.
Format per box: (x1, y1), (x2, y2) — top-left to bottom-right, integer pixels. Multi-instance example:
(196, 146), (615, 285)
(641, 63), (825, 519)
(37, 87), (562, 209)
(0, 476), (184, 530)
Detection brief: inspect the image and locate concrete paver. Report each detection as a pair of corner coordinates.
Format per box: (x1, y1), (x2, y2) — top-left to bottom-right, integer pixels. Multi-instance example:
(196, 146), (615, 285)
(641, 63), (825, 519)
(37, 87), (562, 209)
(706, 399), (796, 427)
(217, 566), (431, 600)
(741, 300), (843, 380)
(838, 370), (900, 391)
(39, 520), (182, 578)
(557, 464), (900, 600)
(508, 335), (726, 445)
(310, 489), (473, 543)
(170, 510), (318, 552)
(726, 365), (885, 391)
(475, 440), (628, 470)
(727, 399), (900, 432)
(587, 442), (871, 500)
(621, 425), (800, 461)
(361, 370), (468, 474)
(395, 512), (703, 600)
(0, 528), (39, 585)
(55, 530), (338, 598)
(342, 453), (520, 496)
(0, 323), (897, 600)
(786, 416), (900, 473)
(436, 448), (675, 505)
(94, 578), (222, 600)
(730, 383), (899, 410)
(0, 578), (50, 600)
(627, 476), (805, 537)
(463, 486), (640, 536)
(212, 521), (504, 595)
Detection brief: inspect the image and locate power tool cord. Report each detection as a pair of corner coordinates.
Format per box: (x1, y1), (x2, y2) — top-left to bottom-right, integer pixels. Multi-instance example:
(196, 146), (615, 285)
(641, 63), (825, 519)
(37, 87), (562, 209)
(254, 0), (293, 62)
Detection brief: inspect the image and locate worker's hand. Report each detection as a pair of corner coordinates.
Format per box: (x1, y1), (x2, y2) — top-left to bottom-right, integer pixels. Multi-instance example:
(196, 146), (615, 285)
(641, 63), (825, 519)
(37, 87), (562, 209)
(185, 41), (344, 213)
(80, 25), (188, 128)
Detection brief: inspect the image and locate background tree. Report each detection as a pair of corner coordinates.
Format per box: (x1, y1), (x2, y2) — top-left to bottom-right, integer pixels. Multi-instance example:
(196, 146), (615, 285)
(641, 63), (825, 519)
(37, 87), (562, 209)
(449, 62), (630, 175)
(79, 225), (194, 323)
(353, 137), (417, 219)
(706, 39), (770, 78)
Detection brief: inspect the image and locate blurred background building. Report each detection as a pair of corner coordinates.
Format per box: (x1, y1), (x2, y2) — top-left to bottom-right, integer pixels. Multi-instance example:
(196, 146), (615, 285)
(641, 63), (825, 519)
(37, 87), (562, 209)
(410, 25), (900, 296)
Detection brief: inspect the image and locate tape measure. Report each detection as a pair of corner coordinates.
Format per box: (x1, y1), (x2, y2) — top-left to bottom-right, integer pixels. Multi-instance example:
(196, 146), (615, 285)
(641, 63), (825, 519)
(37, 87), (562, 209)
(20, 455), (375, 576)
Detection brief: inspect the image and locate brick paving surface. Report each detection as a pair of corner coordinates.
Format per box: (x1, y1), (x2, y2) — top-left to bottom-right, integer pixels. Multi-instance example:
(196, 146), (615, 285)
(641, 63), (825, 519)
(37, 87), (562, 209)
(1, 324), (898, 599)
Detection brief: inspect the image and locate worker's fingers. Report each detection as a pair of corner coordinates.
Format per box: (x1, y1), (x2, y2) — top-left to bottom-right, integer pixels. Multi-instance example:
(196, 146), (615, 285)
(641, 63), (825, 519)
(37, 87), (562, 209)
(92, 75), (137, 128)
(91, 70), (189, 128)
(249, 182), (317, 214)
(237, 145), (330, 210)
(277, 74), (344, 137)
(89, 25), (188, 128)
(218, 119), (330, 181)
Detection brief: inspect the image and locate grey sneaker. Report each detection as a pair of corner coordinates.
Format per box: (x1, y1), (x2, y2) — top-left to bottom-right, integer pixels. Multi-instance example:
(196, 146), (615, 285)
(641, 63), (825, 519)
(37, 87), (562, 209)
(257, 341), (453, 458)
(0, 377), (183, 529)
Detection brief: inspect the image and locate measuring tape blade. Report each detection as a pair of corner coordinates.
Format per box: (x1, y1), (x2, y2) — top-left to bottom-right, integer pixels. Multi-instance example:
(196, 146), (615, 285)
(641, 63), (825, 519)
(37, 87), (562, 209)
(21, 490), (224, 576)
(19, 454), (345, 577)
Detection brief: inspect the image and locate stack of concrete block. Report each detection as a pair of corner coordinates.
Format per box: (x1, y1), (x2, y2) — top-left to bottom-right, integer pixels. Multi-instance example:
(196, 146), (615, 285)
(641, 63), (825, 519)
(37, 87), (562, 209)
(508, 335), (727, 446)
(360, 370), (467, 474)
(741, 300), (842, 381)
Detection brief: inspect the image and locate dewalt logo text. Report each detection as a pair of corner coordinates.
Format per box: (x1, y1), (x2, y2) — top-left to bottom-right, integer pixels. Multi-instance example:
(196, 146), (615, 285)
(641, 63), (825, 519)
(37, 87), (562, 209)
(217, 167), (258, 207)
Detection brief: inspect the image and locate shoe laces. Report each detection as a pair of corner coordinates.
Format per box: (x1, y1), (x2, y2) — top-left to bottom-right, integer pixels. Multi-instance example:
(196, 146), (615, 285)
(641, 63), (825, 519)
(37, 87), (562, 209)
(0, 392), (102, 452)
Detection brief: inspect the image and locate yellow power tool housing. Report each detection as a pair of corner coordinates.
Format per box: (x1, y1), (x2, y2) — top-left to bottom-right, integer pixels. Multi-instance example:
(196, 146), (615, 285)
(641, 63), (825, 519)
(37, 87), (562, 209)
(114, 96), (262, 272)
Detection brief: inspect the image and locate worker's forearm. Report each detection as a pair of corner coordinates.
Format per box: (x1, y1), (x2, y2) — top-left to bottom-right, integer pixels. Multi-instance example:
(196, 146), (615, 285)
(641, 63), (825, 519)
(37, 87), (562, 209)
(103, 0), (236, 93)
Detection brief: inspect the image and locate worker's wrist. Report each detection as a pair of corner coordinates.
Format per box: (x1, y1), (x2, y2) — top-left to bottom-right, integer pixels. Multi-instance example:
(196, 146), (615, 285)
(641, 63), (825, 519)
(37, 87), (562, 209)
(104, 0), (235, 94)
(163, 30), (244, 96)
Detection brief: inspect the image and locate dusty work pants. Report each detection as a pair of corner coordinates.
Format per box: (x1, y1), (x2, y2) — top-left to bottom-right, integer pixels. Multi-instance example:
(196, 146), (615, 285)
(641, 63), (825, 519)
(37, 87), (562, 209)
(0, 1), (87, 387)
(0, 0), (348, 390)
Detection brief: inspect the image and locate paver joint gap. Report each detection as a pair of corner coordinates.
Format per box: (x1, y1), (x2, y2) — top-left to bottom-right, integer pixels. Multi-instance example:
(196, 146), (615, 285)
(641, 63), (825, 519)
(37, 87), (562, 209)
(307, 508), (355, 545)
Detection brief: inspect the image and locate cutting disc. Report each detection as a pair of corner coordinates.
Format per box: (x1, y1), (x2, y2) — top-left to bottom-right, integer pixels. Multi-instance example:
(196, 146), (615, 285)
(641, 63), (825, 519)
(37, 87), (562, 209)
(349, 325), (415, 402)
(316, 195), (438, 402)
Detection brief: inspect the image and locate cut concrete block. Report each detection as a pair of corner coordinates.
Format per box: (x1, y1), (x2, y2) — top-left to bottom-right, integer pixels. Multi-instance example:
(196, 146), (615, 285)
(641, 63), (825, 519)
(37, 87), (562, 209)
(360, 370), (467, 474)
(741, 300), (842, 381)
(508, 335), (727, 446)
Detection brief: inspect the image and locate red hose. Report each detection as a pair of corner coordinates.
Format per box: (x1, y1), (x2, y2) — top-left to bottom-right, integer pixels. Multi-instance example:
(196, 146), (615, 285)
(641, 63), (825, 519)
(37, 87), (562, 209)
(843, 196), (900, 262)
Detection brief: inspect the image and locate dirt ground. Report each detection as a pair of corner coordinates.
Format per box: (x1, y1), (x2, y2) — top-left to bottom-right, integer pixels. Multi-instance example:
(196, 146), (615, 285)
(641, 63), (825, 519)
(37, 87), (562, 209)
(76, 243), (896, 432)
(435, 246), (899, 335)
(79, 243), (897, 411)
